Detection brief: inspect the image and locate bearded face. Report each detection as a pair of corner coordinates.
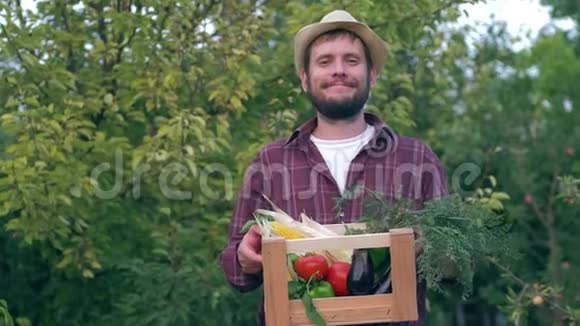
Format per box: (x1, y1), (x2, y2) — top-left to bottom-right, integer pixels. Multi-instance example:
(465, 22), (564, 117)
(305, 73), (371, 120)
(301, 34), (376, 121)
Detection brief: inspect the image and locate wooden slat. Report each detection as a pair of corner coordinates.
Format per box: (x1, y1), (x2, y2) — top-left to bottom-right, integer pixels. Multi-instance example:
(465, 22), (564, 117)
(286, 233), (391, 253)
(389, 228), (418, 321)
(289, 294), (394, 325)
(262, 237), (290, 326)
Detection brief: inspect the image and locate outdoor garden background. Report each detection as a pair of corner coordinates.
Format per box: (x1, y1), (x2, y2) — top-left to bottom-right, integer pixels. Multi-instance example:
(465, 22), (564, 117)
(1, 1), (579, 325)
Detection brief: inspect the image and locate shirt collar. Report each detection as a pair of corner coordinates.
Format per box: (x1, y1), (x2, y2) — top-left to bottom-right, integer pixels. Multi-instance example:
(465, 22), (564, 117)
(282, 112), (398, 154)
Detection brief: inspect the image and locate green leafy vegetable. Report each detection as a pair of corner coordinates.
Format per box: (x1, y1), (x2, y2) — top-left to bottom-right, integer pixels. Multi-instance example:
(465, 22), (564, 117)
(301, 292), (326, 326)
(346, 191), (514, 299)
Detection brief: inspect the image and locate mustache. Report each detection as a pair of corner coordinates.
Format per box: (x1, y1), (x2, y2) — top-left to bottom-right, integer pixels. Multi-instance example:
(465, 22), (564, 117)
(321, 80), (357, 88)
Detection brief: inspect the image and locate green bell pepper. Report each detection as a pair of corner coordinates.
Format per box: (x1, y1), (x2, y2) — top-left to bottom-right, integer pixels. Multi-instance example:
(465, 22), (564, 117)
(308, 281), (335, 298)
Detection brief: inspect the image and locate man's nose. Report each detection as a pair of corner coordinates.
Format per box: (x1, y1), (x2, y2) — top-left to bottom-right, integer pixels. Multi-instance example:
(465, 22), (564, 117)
(332, 60), (347, 77)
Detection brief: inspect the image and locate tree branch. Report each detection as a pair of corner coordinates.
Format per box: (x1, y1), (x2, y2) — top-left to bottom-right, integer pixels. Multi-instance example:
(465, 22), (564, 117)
(546, 168), (560, 224)
(369, 0), (476, 29)
(96, 0), (108, 44)
(60, 2), (78, 74)
(0, 24), (50, 100)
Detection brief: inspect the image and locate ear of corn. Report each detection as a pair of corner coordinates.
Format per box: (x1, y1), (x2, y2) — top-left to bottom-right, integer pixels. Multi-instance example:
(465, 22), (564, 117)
(270, 221), (304, 239)
(255, 203), (353, 263)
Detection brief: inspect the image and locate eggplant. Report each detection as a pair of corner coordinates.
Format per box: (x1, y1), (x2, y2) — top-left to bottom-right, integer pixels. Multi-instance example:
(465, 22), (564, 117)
(347, 249), (375, 295)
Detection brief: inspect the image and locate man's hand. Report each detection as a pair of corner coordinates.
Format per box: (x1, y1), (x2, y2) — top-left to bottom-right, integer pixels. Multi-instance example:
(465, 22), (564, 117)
(413, 226), (425, 257)
(237, 225), (263, 274)
(414, 226), (458, 281)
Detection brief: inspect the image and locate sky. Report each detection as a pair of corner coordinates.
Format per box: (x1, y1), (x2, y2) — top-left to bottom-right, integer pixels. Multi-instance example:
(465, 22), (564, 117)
(14, 0), (578, 51)
(456, 0), (576, 50)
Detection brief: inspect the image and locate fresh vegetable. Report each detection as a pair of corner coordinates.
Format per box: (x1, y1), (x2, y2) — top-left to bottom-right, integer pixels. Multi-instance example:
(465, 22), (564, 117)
(288, 253), (300, 266)
(294, 254), (329, 281)
(288, 280), (304, 299)
(347, 249), (375, 295)
(368, 247), (391, 290)
(287, 253), (300, 280)
(301, 292), (326, 326)
(287, 278), (328, 326)
(256, 195), (353, 264)
(349, 191), (513, 299)
(373, 267), (392, 294)
(326, 262), (351, 296)
(271, 221), (305, 239)
(308, 281), (335, 298)
(369, 248), (389, 273)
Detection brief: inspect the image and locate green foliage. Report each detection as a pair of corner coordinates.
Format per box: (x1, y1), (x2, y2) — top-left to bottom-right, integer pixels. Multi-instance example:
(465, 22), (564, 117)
(352, 190), (513, 299)
(1, 300), (14, 326)
(558, 175), (580, 204)
(2, 0), (579, 325)
(1, 0), (265, 324)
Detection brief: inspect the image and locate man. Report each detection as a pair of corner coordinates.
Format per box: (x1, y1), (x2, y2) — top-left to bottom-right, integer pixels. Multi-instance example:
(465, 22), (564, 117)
(219, 10), (448, 326)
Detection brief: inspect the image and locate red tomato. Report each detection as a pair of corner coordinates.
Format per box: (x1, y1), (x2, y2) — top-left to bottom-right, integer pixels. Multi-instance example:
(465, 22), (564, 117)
(294, 254), (329, 281)
(326, 262), (351, 296)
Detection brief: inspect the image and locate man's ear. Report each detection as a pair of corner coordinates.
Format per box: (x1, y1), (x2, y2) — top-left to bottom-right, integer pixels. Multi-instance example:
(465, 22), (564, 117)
(369, 68), (378, 88)
(300, 69), (308, 91)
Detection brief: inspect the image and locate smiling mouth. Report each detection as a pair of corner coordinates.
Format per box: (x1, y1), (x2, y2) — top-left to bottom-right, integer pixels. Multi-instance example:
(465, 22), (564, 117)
(326, 83), (353, 89)
(323, 80), (357, 88)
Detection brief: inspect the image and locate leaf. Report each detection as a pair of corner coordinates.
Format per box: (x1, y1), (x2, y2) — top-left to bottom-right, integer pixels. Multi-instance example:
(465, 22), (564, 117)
(230, 97), (242, 110)
(127, 111), (146, 122)
(489, 176), (497, 188)
(48, 120), (62, 133)
(104, 93), (114, 106)
(20, 52), (38, 66)
(82, 269), (95, 279)
(288, 280), (305, 299)
(0, 203), (11, 216)
(5, 96), (20, 108)
(58, 216), (71, 226)
(491, 192), (511, 201)
(58, 195), (73, 206)
(159, 207), (171, 216)
(487, 199), (504, 211)
(56, 255), (73, 269)
(5, 218), (21, 231)
(184, 145), (194, 156)
(301, 292), (326, 326)
(16, 317), (31, 326)
(145, 99), (155, 111)
(90, 261), (102, 270)
(22, 96), (39, 107)
(240, 220), (257, 233)
(248, 54), (261, 65)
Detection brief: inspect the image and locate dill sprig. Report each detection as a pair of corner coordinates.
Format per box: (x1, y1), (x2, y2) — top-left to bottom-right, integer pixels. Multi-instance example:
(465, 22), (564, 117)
(351, 191), (514, 299)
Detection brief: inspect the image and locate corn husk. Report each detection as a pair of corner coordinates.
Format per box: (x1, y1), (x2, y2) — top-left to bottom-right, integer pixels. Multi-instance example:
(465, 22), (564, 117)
(255, 195), (352, 263)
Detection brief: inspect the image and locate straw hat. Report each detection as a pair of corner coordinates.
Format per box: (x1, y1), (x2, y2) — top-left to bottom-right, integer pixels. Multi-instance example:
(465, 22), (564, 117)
(294, 10), (390, 76)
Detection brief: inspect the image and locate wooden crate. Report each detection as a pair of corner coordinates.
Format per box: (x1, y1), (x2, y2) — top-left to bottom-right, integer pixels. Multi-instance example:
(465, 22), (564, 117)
(262, 224), (418, 326)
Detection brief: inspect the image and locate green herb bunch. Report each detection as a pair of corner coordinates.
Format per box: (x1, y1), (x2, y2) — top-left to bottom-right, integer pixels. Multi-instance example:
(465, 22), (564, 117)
(350, 190), (515, 299)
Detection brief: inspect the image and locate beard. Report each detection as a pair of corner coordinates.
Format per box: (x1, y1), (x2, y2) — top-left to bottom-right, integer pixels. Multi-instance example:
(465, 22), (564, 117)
(306, 77), (371, 121)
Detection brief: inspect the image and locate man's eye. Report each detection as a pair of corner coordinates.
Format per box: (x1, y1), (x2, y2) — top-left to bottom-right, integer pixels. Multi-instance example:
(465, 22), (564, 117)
(348, 58), (359, 64)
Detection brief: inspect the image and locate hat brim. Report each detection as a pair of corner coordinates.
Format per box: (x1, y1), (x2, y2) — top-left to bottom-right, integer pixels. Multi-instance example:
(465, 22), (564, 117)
(294, 21), (390, 76)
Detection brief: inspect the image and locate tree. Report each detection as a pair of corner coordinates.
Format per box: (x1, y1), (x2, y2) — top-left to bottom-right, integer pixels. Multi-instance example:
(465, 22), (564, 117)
(11, 0), (569, 325)
(1, 1), (267, 324)
(413, 18), (580, 326)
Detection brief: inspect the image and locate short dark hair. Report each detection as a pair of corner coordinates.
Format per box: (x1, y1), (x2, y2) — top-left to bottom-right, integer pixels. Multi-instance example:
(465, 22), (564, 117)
(303, 29), (373, 74)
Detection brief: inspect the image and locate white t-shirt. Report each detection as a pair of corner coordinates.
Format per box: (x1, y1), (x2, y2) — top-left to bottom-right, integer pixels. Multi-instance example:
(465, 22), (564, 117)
(310, 124), (375, 194)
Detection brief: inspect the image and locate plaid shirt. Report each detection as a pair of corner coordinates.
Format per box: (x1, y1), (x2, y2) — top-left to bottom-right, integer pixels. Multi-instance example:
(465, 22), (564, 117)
(219, 112), (449, 325)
